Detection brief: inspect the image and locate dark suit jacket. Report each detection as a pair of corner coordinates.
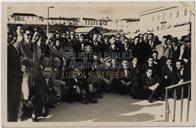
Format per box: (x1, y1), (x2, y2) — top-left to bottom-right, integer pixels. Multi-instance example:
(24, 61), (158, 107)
(182, 46), (191, 60)
(141, 73), (161, 90)
(173, 67), (191, 84)
(172, 45), (180, 63)
(33, 67), (54, 98)
(162, 65), (175, 85)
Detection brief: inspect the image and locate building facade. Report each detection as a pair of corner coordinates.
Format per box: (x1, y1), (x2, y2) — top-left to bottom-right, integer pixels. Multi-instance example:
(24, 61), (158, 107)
(48, 17), (80, 25)
(139, 6), (191, 38)
(79, 18), (111, 27)
(8, 13), (111, 28)
(8, 13), (46, 25)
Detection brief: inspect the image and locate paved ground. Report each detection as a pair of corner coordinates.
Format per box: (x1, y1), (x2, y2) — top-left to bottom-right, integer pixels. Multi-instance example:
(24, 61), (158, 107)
(40, 93), (166, 122)
(22, 93), (193, 122)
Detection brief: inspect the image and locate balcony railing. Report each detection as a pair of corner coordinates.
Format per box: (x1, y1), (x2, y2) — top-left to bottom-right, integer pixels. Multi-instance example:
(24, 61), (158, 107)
(165, 81), (191, 122)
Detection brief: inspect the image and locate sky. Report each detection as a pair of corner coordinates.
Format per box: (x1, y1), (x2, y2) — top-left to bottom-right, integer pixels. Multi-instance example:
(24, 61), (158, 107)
(6, 2), (183, 19)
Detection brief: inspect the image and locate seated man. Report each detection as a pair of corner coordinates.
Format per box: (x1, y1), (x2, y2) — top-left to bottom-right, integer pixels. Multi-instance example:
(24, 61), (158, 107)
(31, 66), (57, 122)
(141, 67), (161, 102)
(142, 56), (158, 76)
(119, 59), (131, 95)
(102, 57), (114, 92)
(130, 57), (142, 99)
(66, 68), (97, 104)
(161, 58), (175, 98)
(88, 59), (103, 99)
(51, 56), (66, 102)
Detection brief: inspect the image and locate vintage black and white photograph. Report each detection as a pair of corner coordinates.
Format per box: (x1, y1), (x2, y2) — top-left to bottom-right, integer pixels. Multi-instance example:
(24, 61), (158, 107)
(2, 1), (195, 127)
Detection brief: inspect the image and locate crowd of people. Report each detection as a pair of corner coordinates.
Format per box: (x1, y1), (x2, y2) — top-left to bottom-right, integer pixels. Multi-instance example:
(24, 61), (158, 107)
(8, 25), (191, 122)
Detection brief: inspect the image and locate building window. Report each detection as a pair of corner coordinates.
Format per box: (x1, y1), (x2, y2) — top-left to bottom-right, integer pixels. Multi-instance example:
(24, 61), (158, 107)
(176, 10), (180, 17)
(184, 9), (188, 16)
(152, 16), (154, 22)
(157, 15), (160, 21)
(157, 26), (159, 31)
(169, 12), (172, 19)
(163, 13), (165, 21)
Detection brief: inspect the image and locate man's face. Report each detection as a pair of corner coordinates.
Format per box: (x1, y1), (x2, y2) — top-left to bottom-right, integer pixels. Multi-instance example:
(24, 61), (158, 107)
(32, 31), (41, 43)
(134, 37), (139, 43)
(110, 37), (116, 45)
(152, 53), (158, 60)
(116, 34), (120, 41)
(148, 58), (154, 66)
(146, 69), (153, 77)
(111, 59), (117, 68)
(187, 42), (191, 47)
(166, 59), (172, 67)
(43, 67), (52, 78)
(24, 30), (33, 44)
(167, 39), (172, 45)
(16, 26), (24, 35)
(70, 32), (75, 39)
(41, 57), (50, 67)
(105, 60), (111, 68)
(122, 60), (129, 69)
(162, 37), (167, 44)
(132, 58), (138, 66)
(148, 34), (153, 41)
(143, 34), (148, 40)
(98, 35), (102, 42)
(85, 45), (93, 53)
(53, 57), (61, 68)
(79, 36), (84, 43)
(93, 34), (98, 42)
(62, 33), (66, 38)
(56, 40), (61, 47)
(123, 39), (129, 45)
(176, 62), (182, 70)
(104, 37), (108, 43)
(75, 35), (79, 40)
(55, 33), (61, 39)
(8, 33), (14, 43)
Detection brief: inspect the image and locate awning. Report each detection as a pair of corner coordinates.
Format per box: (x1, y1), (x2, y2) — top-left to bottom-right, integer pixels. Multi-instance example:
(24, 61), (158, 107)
(75, 27), (95, 33)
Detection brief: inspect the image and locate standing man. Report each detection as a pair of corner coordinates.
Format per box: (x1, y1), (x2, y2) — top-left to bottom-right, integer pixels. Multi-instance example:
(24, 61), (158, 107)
(14, 27), (40, 119)
(8, 31), (23, 121)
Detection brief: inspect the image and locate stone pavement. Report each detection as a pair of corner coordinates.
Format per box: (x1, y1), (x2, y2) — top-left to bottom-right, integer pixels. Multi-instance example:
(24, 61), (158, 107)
(22, 93), (193, 122)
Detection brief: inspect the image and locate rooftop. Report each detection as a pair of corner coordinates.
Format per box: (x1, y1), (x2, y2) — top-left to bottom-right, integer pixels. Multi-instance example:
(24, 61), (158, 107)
(12, 13), (37, 17)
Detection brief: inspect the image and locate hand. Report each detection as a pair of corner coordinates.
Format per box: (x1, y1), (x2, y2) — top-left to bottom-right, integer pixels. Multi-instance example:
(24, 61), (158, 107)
(183, 58), (189, 63)
(178, 79), (184, 84)
(89, 84), (94, 92)
(149, 86), (153, 90)
(75, 86), (81, 94)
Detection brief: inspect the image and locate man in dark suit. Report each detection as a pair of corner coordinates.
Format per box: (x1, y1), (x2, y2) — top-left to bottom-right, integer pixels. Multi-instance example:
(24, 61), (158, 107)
(8, 31), (23, 121)
(141, 67), (161, 102)
(31, 66), (57, 121)
(148, 33), (158, 50)
(162, 58), (175, 86)
(171, 37), (180, 64)
(130, 57), (142, 99)
(118, 60), (131, 95)
(173, 60), (191, 98)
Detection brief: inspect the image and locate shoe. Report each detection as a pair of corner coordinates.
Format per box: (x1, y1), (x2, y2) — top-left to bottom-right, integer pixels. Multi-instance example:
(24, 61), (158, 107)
(97, 93), (103, 99)
(89, 98), (98, 103)
(32, 116), (39, 122)
(80, 99), (89, 104)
